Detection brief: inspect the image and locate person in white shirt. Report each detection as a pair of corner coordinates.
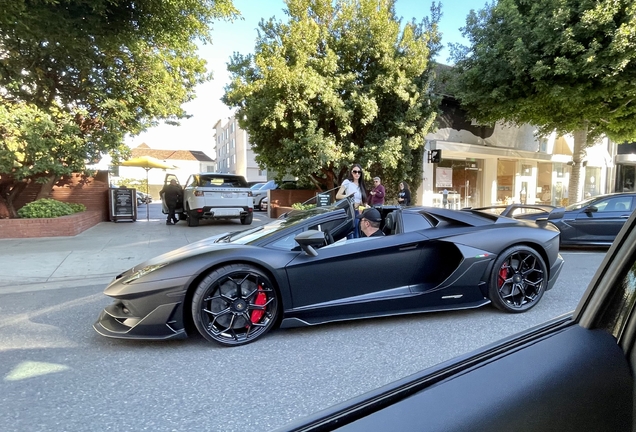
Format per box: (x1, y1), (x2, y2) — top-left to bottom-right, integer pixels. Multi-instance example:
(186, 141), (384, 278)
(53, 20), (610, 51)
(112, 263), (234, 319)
(336, 163), (368, 237)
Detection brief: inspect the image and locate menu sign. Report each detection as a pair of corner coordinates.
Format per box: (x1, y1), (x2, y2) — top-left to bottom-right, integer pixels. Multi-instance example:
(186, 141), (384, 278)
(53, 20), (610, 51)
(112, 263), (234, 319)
(109, 188), (137, 221)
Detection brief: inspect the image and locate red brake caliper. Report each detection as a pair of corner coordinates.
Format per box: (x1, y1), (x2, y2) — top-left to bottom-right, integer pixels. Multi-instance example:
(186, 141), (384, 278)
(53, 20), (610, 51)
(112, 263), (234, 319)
(498, 264), (508, 288)
(250, 285), (267, 323)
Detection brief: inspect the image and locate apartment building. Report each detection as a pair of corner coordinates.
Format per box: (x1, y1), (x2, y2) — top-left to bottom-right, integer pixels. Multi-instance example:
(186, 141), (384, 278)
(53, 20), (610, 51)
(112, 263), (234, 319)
(212, 116), (267, 182)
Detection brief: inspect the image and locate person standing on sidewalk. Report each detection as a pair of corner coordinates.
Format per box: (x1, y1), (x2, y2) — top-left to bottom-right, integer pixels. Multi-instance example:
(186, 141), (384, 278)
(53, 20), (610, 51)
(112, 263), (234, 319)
(336, 163), (368, 238)
(160, 179), (182, 225)
(367, 176), (385, 206)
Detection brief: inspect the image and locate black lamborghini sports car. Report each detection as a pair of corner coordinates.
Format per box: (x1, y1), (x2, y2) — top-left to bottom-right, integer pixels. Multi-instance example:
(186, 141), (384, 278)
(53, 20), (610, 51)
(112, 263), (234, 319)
(94, 198), (564, 346)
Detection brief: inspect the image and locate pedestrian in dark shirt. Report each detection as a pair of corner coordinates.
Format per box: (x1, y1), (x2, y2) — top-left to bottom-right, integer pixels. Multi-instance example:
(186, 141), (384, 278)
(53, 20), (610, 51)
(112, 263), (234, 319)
(368, 176), (386, 206)
(356, 208), (385, 237)
(398, 181), (411, 206)
(160, 179), (182, 225)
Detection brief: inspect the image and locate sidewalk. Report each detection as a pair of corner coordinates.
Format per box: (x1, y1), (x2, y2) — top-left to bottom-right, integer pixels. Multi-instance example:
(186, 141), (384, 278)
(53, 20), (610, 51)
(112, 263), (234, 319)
(0, 203), (273, 294)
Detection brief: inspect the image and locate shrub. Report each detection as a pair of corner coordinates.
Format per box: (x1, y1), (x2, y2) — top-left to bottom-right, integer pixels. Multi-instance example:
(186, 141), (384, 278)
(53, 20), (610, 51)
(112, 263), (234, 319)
(291, 202), (316, 211)
(67, 203), (87, 213)
(17, 199), (86, 218)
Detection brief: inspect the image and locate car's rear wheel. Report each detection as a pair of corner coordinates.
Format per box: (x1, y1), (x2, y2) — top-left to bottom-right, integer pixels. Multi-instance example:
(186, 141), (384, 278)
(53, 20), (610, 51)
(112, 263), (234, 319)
(488, 245), (547, 313)
(186, 205), (199, 227)
(192, 264), (279, 346)
(241, 213), (253, 225)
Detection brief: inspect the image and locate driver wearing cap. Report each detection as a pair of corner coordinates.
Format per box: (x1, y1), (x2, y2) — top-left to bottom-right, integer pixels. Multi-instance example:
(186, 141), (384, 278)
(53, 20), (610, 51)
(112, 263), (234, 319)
(356, 208), (385, 237)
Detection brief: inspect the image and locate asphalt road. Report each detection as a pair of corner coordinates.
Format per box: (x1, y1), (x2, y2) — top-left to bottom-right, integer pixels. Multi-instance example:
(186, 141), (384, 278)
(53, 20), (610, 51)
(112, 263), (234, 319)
(0, 232), (607, 431)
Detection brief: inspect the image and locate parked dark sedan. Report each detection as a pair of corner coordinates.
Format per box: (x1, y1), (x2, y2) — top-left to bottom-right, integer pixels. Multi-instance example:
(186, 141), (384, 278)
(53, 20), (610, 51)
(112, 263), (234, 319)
(273, 203), (636, 432)
(94, 198), (564, 347)
(482, 193), (636, 246)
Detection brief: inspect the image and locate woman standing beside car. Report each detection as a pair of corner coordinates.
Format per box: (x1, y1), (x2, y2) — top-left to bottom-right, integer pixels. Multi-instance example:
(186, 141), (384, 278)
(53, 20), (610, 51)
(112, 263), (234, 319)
(336, 164), (368, 237)
(397, 181), (411, 206)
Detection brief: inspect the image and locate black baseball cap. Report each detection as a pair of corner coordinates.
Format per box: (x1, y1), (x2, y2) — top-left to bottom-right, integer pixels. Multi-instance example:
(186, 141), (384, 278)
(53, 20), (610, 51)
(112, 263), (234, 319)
(356, 208), (382, 222)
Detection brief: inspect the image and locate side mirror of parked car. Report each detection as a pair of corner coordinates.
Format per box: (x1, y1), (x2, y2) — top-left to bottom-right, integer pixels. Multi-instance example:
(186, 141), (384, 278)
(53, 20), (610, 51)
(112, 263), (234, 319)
(295, 230), (326, 257)
(585, 205), (598, 213)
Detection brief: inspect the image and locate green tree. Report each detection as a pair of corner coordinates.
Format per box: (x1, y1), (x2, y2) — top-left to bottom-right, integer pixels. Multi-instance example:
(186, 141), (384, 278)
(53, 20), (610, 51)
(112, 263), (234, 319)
(0, 0), (238, 217)
(223, 0), (441, 194)
(450, 0), (636, 204)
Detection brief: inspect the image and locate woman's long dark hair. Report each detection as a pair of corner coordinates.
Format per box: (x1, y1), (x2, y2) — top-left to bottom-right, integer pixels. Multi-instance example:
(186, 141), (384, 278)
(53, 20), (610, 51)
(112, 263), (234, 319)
(347, 163), (367, 203)
(401, 181), (410, 192)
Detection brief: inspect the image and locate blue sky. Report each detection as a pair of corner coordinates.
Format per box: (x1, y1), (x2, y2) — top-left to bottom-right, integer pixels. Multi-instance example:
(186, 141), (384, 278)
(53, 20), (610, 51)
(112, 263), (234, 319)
(127, 0), (485, 152)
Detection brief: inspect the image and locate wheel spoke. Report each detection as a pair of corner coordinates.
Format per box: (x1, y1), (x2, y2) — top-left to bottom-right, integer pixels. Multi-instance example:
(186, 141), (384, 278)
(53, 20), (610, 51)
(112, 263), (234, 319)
(203, 306), (231, 318)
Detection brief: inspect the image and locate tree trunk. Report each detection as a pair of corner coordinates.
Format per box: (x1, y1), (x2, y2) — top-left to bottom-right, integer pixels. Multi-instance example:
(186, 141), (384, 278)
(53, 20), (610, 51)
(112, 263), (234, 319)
(35, 174), (58, 200)
(0, 180), (28, 218)
(568, 125), (589, 205)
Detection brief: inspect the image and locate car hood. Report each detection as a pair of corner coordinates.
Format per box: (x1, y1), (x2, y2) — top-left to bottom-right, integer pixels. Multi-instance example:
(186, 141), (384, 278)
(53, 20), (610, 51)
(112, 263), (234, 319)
(134, 232), (232, 270)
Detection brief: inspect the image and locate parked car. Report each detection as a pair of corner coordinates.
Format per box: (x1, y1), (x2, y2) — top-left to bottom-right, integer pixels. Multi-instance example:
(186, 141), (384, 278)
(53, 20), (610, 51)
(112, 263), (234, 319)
(479, 193), (636, 246)
(252, 180), (277, 210)
(260, 196), (268, 213)
(161, 173), (254, 227)
(250, 182), (266, 191)
(251, 180), (298, 210)
(136, 191), (152, 206)
(272, 204), (636, 432)
(94, 198), (564, 347)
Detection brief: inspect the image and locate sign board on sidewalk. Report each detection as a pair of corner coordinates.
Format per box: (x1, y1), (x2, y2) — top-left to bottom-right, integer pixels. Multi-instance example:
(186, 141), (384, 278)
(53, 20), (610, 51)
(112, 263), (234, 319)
(109, 188), (137, 222)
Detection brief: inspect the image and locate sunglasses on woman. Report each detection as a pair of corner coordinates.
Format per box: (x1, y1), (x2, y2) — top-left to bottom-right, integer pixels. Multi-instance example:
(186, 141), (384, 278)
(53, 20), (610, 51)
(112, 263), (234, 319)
(352, 170), (361, 174)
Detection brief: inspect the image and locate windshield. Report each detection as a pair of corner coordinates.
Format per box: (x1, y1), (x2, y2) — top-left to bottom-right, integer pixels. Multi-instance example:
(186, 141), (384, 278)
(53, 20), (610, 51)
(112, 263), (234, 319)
(217, 206), (338, 244)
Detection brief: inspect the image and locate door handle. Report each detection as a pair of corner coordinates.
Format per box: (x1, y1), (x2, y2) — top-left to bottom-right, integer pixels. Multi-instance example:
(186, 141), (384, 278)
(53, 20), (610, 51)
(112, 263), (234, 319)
(399, 244), (418, 251)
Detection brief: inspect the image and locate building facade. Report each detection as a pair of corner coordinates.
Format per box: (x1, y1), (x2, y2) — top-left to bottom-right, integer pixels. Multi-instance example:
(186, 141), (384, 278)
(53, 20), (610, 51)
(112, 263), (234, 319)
(111, 143), (215, 198)
(212, 116), (267, 182)
(418, 97), (615, 208)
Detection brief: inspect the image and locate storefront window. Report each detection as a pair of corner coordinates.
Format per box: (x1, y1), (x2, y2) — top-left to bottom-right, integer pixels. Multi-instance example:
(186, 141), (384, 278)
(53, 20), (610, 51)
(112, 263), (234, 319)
(617, 165), (635, 192)
(585, 167), (602, 198)
(537, 162), (553, 205)
(497, 160), (516, 204)
(433, 159), (483, 208)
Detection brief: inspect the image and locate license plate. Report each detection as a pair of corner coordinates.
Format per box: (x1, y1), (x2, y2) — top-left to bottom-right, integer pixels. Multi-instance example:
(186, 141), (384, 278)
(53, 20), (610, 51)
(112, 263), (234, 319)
(221, 192), (234, 198)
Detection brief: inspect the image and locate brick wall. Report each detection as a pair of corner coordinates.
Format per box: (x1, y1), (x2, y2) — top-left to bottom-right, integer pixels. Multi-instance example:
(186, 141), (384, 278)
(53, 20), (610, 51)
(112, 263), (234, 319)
(0, 210), (103, 239)
(267, 189), (318, 218)
(1, 171), (110, 238)
(13, 170), (110, 218)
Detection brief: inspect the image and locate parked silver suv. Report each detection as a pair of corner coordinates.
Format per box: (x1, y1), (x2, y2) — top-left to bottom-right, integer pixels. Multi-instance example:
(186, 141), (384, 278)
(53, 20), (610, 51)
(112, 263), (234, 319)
(162, 173), (253, 227)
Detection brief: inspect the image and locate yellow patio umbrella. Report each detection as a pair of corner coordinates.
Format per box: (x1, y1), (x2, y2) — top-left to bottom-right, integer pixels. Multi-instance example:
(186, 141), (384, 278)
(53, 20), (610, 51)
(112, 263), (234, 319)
(120, 156), (178, 221)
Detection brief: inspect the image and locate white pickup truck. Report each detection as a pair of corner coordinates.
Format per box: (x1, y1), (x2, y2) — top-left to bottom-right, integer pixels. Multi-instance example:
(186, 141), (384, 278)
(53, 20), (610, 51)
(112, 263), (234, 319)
(162, 173), (253, 227)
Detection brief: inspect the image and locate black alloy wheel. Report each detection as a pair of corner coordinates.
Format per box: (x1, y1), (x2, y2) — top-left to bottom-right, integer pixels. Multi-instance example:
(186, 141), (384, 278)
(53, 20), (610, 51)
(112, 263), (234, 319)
(488, 245), (548, 313)
(192, 264), (279, 346)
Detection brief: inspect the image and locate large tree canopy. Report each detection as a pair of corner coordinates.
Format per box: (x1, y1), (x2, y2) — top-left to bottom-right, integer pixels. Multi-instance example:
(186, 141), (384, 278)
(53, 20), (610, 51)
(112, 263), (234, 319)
(0, 0), (238, 217)
(223, 0), (441, 193)
(450, 0), (636, 204)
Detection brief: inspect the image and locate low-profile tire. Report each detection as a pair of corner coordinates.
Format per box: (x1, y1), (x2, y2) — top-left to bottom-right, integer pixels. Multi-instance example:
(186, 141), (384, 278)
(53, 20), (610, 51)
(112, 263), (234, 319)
(488, 245), (548, 313)
(191, 264), (280, 346)
(240, 213), (253, 225)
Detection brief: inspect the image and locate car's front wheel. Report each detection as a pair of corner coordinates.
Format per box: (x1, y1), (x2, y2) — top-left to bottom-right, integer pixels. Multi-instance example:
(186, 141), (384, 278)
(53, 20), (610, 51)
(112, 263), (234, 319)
(191, 265), (280, 346)
(488, 245), (547, 313)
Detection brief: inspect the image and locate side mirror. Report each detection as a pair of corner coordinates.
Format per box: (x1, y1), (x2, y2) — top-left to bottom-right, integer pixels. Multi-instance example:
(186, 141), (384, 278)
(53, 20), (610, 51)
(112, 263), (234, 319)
(585, 205), (598, 213)
(295, 230), (326, 257)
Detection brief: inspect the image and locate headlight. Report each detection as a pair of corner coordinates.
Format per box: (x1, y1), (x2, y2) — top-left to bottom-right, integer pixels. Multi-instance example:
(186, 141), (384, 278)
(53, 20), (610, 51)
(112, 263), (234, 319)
(121, 263), (169, 284)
